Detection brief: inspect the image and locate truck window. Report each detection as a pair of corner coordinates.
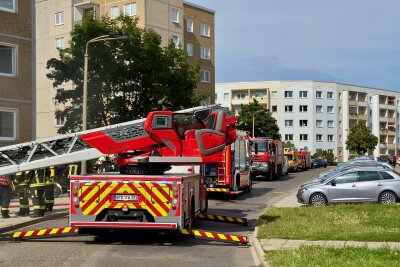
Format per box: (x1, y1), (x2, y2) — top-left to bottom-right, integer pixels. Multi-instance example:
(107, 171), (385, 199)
(234, 139), (247, 171)
(251, 140), (268, 152)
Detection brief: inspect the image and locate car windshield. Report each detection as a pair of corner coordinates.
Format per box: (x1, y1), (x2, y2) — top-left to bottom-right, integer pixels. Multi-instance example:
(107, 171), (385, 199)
(252, 140), (268, 152)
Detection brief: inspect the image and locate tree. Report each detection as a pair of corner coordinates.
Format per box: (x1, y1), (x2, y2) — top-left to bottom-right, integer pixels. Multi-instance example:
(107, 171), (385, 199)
(284, 141), (295, 149)
(47, 14), (201, 133)
(345, 121), (378, 155)
(236, 100), (281, 140)
(312, 150), (335, 164)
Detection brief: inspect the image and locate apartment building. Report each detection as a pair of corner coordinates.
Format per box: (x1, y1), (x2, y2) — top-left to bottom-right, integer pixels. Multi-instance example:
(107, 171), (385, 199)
(216, 81), (400, 162)
(0, 0), (35, 147)
(35, 0), (215, 139)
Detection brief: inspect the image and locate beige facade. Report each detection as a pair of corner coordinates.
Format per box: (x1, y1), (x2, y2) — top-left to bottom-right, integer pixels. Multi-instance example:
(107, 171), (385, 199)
(35, 0), (214, 138)
(0, 0), (35, 147)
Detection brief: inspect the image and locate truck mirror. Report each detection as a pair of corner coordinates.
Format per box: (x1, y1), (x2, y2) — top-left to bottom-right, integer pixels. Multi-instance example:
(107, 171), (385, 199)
(254, 143), (258, 154)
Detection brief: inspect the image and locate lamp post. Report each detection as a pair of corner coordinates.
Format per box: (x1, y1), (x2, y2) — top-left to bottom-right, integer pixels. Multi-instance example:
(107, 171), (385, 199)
(81, 32), (128, 175)
(252, 109), (269, 138)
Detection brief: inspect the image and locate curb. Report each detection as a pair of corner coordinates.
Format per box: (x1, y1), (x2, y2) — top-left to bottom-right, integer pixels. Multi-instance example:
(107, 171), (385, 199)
(251, 226), (269, 267)
(0, 211), (69, 235)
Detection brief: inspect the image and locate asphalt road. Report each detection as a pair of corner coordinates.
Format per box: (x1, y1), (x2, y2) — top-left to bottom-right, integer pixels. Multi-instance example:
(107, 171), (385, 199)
(0, 167), (327, 267)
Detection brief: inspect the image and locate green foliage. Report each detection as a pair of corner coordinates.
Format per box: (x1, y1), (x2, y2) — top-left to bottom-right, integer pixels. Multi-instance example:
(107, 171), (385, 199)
(312, 150), (336, 164)
(47, 15), (201, 133)
(284, 141), (295, 149)
(236, 100), (281, 140)
(345, 121), (378, 155)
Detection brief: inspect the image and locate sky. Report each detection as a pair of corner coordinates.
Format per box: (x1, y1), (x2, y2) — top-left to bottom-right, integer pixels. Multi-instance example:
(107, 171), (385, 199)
(187, 0), (400, 91)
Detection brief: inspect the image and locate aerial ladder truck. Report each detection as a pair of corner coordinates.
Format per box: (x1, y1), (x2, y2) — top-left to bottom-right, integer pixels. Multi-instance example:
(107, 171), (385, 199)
(4, 105), (248, 244)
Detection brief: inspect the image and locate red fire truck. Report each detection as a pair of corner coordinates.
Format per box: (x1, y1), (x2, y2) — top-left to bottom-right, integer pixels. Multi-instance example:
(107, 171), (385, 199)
(203, 131), (252, 195)
(250, 137), (284, 180)
(297, 150), (311, 171)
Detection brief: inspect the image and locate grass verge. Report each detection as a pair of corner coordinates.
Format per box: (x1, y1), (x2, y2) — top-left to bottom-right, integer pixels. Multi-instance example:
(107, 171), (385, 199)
(266, 245), (400, 267)
(257, 204), (400, 241)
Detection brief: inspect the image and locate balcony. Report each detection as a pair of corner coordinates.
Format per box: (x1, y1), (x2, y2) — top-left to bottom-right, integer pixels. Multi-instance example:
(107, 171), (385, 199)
(231, 99), (249, 105)
(74, 2), (99, 23)
(250, 97), (267, 104)
(349, 100), (358, 106)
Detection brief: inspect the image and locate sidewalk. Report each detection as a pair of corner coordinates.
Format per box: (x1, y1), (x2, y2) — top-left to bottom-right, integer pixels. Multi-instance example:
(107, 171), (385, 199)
(0, 196), (70, 234)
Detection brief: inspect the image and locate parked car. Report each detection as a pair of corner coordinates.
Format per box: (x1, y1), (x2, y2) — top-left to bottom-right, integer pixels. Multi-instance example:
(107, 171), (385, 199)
(311, 158), (327, 168)
(297, 167), (400, 206)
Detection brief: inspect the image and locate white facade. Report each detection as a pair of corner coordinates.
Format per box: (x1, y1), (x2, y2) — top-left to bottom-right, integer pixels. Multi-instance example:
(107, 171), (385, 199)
(216, 81), (400, 162)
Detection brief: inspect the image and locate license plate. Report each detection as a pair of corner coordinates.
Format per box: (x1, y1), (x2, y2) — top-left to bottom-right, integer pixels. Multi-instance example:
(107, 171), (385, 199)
(114, 194), (138, 201)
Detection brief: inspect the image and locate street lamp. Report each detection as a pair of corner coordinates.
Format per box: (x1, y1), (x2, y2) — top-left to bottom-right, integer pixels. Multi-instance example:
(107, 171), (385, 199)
(81, 32), (128, 175)
(252, 109), (269, 138)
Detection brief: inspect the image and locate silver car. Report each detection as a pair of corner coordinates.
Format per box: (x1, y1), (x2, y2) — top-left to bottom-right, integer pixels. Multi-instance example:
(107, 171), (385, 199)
(297, 167), (400, 206)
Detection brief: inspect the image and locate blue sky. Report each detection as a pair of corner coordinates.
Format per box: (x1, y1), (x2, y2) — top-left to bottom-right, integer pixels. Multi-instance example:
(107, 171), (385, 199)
(188, 0), (400, 91)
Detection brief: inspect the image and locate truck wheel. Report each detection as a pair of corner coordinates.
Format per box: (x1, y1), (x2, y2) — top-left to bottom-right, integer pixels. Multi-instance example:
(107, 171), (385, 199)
(233, 175), (240, 191)
(267, 170), (273, 181)
(246, 177), (253, 193)
(187, 198), (195, 229)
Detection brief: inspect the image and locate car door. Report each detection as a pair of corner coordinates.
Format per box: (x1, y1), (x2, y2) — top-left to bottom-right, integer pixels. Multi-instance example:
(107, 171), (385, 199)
(327, 172), (358, 202)
(356, 171), (382, 202)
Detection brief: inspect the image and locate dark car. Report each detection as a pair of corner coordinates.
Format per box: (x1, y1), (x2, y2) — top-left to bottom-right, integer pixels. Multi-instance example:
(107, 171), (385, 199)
(312, 158), (327, 168)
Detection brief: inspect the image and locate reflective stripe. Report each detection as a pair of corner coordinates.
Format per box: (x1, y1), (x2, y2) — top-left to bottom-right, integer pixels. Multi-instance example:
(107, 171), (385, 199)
(1, 208), (9, 211)
(19, 205), (29, 208)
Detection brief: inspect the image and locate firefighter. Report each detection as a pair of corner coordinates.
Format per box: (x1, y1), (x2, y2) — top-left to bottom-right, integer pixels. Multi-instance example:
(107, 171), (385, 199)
(45, 166), (56, 212)
(29, 168), (47, 218)
(14, 171), (31, 216)
(0, 174), (15, 219)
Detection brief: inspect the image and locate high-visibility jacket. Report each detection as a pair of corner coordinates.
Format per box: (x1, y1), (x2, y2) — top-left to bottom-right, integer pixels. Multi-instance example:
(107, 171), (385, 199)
(29, 169), (48, 188)
(14, 171), (30, 186)
(45, 166), (55, 185)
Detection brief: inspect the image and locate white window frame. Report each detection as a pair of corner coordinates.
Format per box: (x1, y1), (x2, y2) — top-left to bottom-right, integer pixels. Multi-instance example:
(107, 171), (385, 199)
(300, 134), (308, 141)
(200, 70), (210, 83)
(0, 108), (17, 141)
(55, 113), (65, 127)
(55, 12), (64, 26)
(316, 120), (323, 128)
(316, 105), (323, 113)
(186, 43), (193, 57)
(124, 3), (136, 17)
(111, 6), (119, 20)
(316, 91), (323, 99)
(284, 91), (293, 98)
(272, 106), (277, 112)
(327, 106), (334, 113)
(0, 42), (17, 77)
(285, 134), (293, 141)
(55, 37), (64, 50)
(223, 93), (229, 101)
(285, 120), (293, 127)
(171, 8), (179, 23)
(171, 35), (180, 48)
(299, 91), (308, 98)
(186, 18), (193, 32)
(316, 134), (323, 142)
(0, 0), (16, 13)
(200, 47), (210, 60)
(200, 23), (210, 37)
(327, 92), (334, 99)
(328, 135), (334, 142)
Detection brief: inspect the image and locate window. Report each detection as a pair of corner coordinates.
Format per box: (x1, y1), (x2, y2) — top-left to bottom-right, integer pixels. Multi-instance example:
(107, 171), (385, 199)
(284, 91), (293, 98)
(200, 47), (210, 60)
(186, 19), (193, 32)
(200, 70), (210, 83)
(171, 8), (179, 23)
(349, 106), (357, 115)
(124, 3), (136, 16)
(327, 106), (334, 113)
(316, 91), (322, 98)
(111, 6), (119, 19)
(316, 120), (323, 128)
(236, 93), (246, 99)
(339, 121), (342, 128)
(327, 135), (334, 142)
(328, 120), (334, 128)
(285, 134), (293, 141)
(271, 91), (277, 98)
(200, 23), (210, 37)
(316, 105), (323, 113)
(53, 89), (64, 104)
(316, 134), (323, 142)
(339, 135), (342, 142)
(380, 172), (395, 180)
(285, 120), (293, 127)
(223, 93), (229, 101)
(300, 105), (308, 112)
(55, 37), (64, 50)
(272, 106), (277, 112)
(0, 43), (16, 76)
(55, 113), (65, 127)
(339, 107), (342, 114)
(359, 171), (380, 182)
(55, 12), (64, 25)
(300, 134), (308, 141)
(327, 92), (334, 99)
(171, 35), (179, 48)
(299, 120), (308, 127)
(186, 43), (193, 57)
(334, 172), (358, 184)
(285, 105), (293, 112)
(299, 91), (308, 98)
(0, 0), (15, 12)
(0, 109), (16, 140)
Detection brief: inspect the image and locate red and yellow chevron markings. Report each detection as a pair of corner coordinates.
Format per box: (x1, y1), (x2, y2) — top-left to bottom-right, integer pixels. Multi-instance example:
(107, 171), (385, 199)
(12, 227), (78, 239)
(197, 213), (248, 226)
(179, 229), (248, 244)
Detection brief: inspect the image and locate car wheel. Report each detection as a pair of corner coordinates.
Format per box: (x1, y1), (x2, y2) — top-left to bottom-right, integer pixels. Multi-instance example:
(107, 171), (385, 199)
(309, 193), (327, 206)
(379, 191), (397, 204)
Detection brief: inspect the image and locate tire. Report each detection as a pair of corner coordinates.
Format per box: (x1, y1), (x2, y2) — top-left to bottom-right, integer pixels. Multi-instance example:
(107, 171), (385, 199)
(267, 170), (273, 181)
(233, 175), (240, 191)
(379, 191), (397, 204)
(187, 198), (195, 229)
(246, 176), (253, 193)
(309, 193), (327, 206)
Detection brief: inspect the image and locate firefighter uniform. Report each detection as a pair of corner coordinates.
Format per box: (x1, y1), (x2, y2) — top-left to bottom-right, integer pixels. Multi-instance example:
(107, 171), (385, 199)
(45, 166), (55, 212)
(14, 171), (31, 216)
(29, 169), (48, 218)
(0, 174), (13, 218)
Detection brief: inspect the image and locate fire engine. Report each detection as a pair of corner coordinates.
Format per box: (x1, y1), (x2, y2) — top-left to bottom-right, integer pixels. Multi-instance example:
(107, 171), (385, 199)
(2, 105), (248, 244)
(284, 148), (298, 172)
(250, 137), (284, 180)
(297, 150), (311, 171)
(204, 131), (252, 195)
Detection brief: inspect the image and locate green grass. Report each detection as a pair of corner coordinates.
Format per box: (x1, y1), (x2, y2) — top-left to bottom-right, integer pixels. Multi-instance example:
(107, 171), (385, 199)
(257, 204), (400, 242)
(266, 245), (400, 267)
